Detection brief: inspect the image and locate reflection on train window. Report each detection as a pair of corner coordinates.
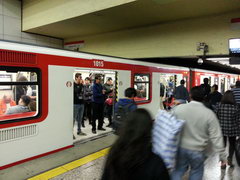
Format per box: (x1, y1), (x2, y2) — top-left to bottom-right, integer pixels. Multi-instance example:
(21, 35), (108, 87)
(134, 74), (150, 102)
(0, 68), (39, 123)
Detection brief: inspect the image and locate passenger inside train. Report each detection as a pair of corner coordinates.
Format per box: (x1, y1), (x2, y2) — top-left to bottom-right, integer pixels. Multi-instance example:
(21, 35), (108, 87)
(0, 70), (38, 121)
(72, 70), (116, 141)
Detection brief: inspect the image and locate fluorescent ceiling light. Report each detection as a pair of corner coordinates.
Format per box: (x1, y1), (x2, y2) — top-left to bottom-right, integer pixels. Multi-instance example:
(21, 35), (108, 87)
(206, 57), (230, 61)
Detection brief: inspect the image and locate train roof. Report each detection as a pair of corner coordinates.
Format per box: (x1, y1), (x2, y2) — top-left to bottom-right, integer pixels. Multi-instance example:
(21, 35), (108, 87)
(0, 40), (238, 75)
(0, 40), (189, 71)
(136, 57), (240, 75)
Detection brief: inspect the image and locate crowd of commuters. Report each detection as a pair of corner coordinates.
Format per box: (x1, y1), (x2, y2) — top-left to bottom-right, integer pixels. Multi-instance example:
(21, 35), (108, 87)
(101, 78), (240, 180)
(73, 73), (117, 138)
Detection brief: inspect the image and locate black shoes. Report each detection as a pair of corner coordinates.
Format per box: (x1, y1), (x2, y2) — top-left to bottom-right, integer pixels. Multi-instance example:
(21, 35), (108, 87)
(77, 131), (87, 136)
(228, 158), (234, 168)
(92, 130), (97, 134)
(98, 128), (106, 131)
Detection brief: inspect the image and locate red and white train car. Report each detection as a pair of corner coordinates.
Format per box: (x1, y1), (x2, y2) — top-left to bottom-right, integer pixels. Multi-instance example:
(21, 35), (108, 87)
(0, 41), (238, 169)
(191, 69), (239, 93)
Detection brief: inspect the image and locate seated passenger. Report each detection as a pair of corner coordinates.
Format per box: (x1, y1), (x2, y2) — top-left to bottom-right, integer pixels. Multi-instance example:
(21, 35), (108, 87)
(0, 94), (16, 115)
(102, 109), (170, 180)
(28, 100), (36, 111)
(6, 95), (31, 115)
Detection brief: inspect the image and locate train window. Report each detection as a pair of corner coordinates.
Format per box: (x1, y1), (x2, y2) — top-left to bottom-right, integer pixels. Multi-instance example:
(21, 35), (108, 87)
(0, 67), (40, 124)
(134, 74), (150, 102)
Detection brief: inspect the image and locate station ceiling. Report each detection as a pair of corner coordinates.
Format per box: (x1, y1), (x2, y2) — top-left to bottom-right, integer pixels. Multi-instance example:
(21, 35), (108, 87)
(25, 0), (240, 39)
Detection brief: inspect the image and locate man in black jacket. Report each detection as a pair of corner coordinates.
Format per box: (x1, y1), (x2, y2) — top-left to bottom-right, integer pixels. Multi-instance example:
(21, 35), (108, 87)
(73, 73), (86, 137)
(92, 75), (106, 134)
(82, 77), (93, 126)
(174, 80), (189, 104)
(208, 84), (222, 110)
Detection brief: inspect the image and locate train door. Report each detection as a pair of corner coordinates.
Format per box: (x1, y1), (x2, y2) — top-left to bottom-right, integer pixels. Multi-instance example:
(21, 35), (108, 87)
(73, 69), (117, 142)
(159, 73), (183, 109)
(219, 77), (226, 94)
(226, 77), (231, 91)
(214, 77), (219, 86)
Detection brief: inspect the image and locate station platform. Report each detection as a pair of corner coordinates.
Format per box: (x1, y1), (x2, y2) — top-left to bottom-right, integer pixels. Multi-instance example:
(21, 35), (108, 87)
(33, 151), (240, 180)
(1, 132), (240, 180)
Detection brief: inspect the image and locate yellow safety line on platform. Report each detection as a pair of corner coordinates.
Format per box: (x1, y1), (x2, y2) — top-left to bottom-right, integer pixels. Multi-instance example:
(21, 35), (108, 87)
(28, 147), (110, 180)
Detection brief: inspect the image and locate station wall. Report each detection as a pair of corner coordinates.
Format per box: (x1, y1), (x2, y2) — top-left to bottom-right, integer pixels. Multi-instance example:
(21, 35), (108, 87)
(65, 11), (240, 58)
(0, 0), (63, 48)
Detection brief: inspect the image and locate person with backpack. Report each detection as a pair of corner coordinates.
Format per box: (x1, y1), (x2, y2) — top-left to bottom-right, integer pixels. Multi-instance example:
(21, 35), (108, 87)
(113, 88), (137, 134)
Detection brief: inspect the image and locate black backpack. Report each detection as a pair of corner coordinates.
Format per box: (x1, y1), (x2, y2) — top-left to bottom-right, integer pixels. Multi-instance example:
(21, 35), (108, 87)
(113, 103), (133, 134)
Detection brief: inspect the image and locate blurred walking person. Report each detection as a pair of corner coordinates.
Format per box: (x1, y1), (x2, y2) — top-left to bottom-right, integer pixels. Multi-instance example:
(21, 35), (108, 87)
(102, 109), (170, 180)
(215, 90), (240, 168)
(172, 86), (226, 180)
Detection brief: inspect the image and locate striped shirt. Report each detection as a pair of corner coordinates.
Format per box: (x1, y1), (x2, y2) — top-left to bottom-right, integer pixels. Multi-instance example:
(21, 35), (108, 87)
(232, 88), (240, 104)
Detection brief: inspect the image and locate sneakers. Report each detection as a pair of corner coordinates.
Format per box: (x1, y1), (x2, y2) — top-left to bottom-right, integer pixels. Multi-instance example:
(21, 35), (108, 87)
(98, 128), (106, 131)
(77, 132), (87, 136)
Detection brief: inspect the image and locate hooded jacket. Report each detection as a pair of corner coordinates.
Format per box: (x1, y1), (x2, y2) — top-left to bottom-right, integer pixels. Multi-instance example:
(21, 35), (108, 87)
(114, 98), (137, 113)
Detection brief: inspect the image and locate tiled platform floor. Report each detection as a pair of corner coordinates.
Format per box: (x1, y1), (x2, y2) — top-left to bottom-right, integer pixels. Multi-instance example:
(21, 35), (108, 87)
(52, 153), (240, 180)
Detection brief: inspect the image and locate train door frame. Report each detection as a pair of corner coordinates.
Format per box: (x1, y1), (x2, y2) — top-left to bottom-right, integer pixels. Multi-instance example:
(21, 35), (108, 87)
(159, 73), (184, 110)
(73, 68), (117, 142)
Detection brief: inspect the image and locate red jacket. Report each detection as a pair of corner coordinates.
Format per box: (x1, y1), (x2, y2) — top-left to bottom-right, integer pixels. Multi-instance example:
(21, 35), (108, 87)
(0, 100), (16, 115)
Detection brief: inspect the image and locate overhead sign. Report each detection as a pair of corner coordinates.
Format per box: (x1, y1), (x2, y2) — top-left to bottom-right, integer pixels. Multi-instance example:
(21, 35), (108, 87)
(231, 18), (240, 30)
(64, 40), (84, 51)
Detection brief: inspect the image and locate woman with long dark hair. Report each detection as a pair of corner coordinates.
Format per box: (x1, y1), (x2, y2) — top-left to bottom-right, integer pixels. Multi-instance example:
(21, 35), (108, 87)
(215, 90), (240, 168)
(101, 109), (169, 180)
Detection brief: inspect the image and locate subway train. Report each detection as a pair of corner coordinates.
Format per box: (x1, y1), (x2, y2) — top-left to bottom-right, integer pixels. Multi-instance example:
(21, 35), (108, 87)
(0, 41), (238, 170)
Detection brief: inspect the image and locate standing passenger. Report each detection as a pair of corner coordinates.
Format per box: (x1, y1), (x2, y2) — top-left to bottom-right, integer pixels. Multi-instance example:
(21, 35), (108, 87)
(102, 109), (170, 180)
(232, 80), (240, 105)
(103, 78), (114, 127)
(215, 90), (240, 168)
(83, 77), (93, 126)
(73, 73), (86, 136)
(208, 84), (222, 110)
(171, 86), (226, 180)
(92, 75), (106, 134)
(173, 79), (189, 104)
(200, 78), (211, 98)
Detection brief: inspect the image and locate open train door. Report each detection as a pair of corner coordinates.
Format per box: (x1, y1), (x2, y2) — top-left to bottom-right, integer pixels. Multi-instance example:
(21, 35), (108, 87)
(72, 68), (117, 143)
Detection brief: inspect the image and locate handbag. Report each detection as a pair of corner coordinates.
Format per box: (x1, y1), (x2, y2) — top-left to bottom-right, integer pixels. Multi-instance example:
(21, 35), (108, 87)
(105, 98), (113, 105)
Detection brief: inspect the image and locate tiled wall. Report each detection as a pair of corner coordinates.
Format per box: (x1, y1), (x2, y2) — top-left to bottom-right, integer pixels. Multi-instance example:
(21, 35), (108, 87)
(0, 0), (63, 48)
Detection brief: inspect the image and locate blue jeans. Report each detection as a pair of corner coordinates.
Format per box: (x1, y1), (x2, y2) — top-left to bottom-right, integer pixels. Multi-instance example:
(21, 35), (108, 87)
(171, 147), (205, 180)
(74, 104), (84, 133)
